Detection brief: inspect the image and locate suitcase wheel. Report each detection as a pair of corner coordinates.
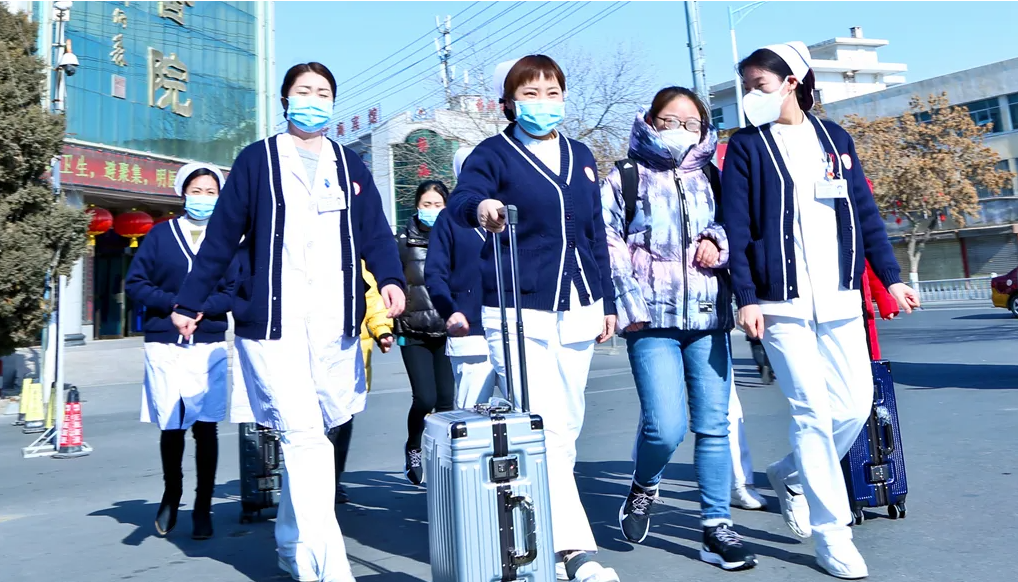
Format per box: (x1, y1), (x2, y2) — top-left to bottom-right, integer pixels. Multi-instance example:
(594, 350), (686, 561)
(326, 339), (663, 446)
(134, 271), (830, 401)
(852, 508), (865, 526)
(888, 501), (906, 520)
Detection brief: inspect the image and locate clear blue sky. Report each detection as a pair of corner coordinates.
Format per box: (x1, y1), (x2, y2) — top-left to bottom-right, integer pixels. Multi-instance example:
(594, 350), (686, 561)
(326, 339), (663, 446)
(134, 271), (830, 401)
(273, 1), (1018, 128)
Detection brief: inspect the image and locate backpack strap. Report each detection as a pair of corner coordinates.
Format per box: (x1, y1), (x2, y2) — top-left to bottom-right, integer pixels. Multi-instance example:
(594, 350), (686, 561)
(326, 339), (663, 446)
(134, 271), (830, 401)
(615, 158), (639, 241)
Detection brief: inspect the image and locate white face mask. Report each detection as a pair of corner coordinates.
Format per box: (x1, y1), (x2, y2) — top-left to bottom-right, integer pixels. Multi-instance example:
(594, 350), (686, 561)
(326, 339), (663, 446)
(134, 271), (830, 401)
(659, 129), (701, 163)
(742, 78), (790, 127)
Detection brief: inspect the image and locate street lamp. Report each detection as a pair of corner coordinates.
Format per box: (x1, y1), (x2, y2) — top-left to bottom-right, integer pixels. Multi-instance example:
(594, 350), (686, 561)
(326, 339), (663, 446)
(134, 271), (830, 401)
(728, 1), (766, 128)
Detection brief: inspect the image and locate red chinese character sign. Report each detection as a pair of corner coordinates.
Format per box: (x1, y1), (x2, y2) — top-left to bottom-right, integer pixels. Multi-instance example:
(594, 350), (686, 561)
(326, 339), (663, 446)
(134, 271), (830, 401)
(57, 144), (228, 198)
(393, 129), (458, 223)
(368, 108), (379, 125)
(351, 116), (360, 131)
(417, 164), (432, 178)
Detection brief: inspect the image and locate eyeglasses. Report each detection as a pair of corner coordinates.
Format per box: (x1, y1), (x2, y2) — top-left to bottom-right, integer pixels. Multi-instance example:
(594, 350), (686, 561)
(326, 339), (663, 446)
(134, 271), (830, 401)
(655, 117), (702, 133)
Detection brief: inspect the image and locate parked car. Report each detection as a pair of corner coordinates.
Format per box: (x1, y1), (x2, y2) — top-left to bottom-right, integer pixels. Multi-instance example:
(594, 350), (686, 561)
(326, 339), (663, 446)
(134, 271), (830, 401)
(991, 267), (1018, 316)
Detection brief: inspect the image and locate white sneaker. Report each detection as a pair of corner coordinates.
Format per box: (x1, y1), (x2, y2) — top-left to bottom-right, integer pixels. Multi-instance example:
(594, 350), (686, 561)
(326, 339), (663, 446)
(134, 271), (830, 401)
(276, 556), (318, 582)
(816, 538), (869, 579)
(731, 485), (768, 510)
(571, 561), (621, 582)
(766, 462), (811, 538)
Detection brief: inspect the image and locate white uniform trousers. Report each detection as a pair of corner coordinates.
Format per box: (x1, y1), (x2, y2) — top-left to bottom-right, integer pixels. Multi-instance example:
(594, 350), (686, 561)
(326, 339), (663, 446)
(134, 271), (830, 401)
(235, 333), (363, 582)
(451, 354), (499, 409)
(727, 383), (755, 489)
(141, 342), (228, 430)
(485, 323), (598, 553)
(762, 314), (872, 542)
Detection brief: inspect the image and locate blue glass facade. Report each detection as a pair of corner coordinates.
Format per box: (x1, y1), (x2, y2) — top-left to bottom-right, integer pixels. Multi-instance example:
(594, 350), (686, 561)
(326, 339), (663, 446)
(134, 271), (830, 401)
(55, 1), (265, 166)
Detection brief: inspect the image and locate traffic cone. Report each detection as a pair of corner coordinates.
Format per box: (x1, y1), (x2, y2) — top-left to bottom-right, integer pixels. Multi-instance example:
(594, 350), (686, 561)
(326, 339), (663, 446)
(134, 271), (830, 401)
(21, 380), (45, 434)
(53, 386), (88, 458)
(11, 378), (33, 426)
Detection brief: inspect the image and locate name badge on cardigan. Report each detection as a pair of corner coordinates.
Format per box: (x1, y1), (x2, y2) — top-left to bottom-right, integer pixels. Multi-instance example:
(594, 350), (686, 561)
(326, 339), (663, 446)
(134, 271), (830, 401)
(815, 179), (848, 200)
(317, 186), (347, 213)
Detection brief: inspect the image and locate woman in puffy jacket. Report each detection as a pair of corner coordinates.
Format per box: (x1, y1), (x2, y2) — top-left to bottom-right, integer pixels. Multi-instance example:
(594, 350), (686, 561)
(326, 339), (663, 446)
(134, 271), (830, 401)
(397, 180), (455, 486)
(602, 86), (757, 571)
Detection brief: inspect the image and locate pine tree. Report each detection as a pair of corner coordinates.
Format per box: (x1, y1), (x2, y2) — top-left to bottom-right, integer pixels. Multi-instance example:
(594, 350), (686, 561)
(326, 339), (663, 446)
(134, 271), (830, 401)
(0, 6), (88, 356)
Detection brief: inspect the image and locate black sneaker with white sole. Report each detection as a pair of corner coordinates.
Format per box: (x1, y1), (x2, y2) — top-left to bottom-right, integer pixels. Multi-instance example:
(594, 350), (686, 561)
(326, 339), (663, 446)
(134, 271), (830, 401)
(700, 524), (758, 571)
(618, 483), (657, 543)
(404, 445), (424, 486)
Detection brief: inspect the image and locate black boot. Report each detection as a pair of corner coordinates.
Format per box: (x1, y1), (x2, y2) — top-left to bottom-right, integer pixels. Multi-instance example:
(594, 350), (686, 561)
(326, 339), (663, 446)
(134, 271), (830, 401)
(327, 419), (354, 504)
(156, 429), (186, 536)
(191, 421), (218, 540)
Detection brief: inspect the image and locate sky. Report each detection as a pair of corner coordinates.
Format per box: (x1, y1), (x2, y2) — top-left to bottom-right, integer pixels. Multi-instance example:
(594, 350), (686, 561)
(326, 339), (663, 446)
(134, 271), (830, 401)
(273, 1), (1018, 130)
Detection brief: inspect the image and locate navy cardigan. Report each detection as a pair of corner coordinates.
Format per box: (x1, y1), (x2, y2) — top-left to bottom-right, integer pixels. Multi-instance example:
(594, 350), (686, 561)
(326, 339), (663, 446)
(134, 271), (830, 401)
(125, 220), (239, 344)
(423, 210), (487, 337)
(446, 124), (616, 315)
(174, 135), (405, 340)
(721, 114), (902, 308)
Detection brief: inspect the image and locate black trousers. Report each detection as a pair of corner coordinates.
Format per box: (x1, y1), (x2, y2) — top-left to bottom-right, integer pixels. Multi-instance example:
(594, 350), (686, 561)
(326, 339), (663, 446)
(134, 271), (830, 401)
(160, 421), (218, 512)
(326, 418), (354, 486)
(402, 337), (455, 449)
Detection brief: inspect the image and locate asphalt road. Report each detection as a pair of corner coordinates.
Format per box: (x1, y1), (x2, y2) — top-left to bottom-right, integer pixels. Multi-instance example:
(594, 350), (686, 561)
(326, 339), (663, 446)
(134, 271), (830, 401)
(1, 305), (1015, 581)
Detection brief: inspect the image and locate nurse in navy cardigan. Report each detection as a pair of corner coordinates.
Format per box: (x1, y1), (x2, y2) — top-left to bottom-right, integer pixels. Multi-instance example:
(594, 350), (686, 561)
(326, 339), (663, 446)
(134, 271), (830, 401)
(446, 55), (620, 582)
(125, 162), (237, 541)
(722, 42), (920, 579)
(169, 63), (405, 582)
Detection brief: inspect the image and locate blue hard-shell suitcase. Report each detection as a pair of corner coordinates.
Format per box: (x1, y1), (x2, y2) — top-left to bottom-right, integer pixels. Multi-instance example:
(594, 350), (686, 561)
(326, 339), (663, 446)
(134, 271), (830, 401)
(238, 422), (284, 523)
(423, 206), (556, 582)
(840, 359), (908, 524)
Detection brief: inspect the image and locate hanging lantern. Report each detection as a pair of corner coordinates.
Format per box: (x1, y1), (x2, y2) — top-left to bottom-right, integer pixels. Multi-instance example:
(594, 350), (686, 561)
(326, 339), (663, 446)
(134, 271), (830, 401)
(85, 206), (113, 246)
(153, 212), (176, 225)
(114, 209), (153, 248)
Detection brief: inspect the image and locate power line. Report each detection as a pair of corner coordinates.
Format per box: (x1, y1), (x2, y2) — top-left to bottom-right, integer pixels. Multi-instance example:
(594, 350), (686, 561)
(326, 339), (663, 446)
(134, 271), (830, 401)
(333, 1), (526, 104)
(335, 2), (569, 120)
(333, 1), (485, 91)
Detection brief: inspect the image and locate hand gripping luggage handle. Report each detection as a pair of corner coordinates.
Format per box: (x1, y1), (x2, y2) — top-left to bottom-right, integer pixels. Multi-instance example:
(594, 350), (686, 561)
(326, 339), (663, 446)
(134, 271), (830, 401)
(507, 493), (539, 567)
(492, 205), (530, 413)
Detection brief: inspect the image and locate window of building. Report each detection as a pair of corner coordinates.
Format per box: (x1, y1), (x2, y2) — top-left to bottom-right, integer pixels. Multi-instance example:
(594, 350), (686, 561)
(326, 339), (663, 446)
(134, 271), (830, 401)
(711, 108), (725, 130)
(977, 160), (1014, 198)
(1009, 94), (1018, 133)
(962, 98), (1003, 133)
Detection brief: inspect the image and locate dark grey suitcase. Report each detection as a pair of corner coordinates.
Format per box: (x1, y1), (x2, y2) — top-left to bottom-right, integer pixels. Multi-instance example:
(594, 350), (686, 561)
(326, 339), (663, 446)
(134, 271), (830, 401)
(238, 422), (284, 523)
(423, 205), (556, 582)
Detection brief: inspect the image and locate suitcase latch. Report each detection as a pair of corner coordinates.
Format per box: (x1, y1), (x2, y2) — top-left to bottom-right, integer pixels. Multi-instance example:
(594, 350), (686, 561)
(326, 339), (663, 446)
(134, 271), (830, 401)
(867, 463), (890, 483)
(490, 455), (520, 483)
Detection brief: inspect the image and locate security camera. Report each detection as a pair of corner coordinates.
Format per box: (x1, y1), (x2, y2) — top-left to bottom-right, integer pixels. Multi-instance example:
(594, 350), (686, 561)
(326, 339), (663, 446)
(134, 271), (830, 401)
(58, 51), (79, 76)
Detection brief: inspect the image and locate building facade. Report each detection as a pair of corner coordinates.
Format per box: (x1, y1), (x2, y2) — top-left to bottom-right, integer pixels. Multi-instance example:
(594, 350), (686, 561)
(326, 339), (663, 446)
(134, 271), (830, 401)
(822, 58), (1018, 281)
(28, 1), (274, 341)
(710, 27), (908, 130)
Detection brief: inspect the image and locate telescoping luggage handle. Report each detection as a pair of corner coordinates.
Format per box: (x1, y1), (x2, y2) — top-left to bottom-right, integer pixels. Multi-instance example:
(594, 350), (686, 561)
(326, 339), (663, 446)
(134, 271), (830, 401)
(492, 204), (530, 414)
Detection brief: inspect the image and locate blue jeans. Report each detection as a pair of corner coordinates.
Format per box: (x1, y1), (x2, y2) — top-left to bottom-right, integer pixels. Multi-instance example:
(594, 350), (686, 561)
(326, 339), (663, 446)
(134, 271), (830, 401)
(627, 328), (733, 523)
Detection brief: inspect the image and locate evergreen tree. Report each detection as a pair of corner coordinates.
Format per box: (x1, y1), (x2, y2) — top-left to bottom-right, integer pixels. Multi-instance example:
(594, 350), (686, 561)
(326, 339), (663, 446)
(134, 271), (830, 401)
(0, 6), (88, 356)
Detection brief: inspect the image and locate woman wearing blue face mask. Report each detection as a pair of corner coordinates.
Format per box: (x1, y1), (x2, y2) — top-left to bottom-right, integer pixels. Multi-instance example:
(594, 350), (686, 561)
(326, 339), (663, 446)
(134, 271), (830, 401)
(396, 179), (455, 486)
(169, 62), (406, 582)
(446, 54), (620, 582)
(126, 162), (236, 541)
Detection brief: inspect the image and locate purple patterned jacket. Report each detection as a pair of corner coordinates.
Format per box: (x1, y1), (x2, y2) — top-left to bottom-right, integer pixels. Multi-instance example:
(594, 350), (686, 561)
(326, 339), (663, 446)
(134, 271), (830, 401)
(601, 110), (733, 332)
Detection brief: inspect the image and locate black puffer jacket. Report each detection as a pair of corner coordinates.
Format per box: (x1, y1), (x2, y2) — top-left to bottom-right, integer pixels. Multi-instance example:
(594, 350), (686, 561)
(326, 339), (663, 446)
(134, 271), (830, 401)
(394, 216), (446, 339)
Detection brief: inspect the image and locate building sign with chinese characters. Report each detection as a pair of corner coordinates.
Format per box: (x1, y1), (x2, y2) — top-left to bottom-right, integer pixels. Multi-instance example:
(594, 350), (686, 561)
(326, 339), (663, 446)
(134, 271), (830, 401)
(158, 1), (195, 26)
(331, 105), (381, 142)
(57, 144), (227, 198)
(148, 48), (192, 117)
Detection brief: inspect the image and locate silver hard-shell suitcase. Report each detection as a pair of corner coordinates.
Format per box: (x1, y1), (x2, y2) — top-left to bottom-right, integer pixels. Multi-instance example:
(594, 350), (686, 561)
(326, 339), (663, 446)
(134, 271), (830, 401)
(423, 205), (556, 582)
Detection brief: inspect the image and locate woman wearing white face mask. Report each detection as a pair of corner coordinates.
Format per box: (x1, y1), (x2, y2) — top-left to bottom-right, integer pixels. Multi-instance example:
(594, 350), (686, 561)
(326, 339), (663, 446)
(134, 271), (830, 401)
(170, 62), (406, 582)
(446, 55), (620, 582)
(602, 87), (758, 572)
(723, 42), (920, 580)
(126, 162), (236, 541)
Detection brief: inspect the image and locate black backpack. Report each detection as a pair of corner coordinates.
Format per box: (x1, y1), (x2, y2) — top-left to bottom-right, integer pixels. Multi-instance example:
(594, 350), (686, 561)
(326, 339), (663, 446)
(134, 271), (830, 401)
(614, 158), (724, 241)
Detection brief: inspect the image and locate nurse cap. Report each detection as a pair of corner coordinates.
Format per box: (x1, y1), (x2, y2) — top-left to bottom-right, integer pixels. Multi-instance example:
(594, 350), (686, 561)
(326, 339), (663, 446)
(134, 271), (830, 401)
(452, 146), (474, 179)
(174, 162), (226, 197)
(493, 58), (521, 101)
(760, 41), (814, 108)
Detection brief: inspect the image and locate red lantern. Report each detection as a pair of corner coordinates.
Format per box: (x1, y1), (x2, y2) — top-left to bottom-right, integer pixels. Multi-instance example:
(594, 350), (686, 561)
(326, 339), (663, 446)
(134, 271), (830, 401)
(153, 212), (176, 225)
(86, 206), (113, 246)
(114, 209), (153, 248)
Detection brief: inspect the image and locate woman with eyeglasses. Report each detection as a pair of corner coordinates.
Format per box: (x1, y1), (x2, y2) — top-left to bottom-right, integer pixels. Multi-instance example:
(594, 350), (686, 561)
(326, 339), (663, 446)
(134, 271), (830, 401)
(602, 86), (757, 572)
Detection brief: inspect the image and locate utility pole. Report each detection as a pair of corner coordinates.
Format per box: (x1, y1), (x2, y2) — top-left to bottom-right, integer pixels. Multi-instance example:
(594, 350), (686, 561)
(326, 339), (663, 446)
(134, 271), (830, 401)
(435, 15), (452, 109)
(685, 1), (710, 108)
(729, 2), (766, 128)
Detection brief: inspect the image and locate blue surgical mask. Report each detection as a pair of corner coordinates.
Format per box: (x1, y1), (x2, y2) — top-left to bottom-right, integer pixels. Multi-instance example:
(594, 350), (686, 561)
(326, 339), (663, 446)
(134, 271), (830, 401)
(514, 100), (565, 137)
(185, 195), (218, 221)
(286, 95), (333, 133)
(418, 207), (442, 227)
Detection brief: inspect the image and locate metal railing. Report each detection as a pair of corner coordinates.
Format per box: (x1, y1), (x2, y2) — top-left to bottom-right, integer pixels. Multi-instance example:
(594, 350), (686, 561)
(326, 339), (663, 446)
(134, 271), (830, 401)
(916, 276), (995, 303)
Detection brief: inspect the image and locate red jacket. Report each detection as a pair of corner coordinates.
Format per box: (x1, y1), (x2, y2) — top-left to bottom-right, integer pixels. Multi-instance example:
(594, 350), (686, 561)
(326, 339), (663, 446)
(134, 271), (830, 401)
(862, 258), (899, 360)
